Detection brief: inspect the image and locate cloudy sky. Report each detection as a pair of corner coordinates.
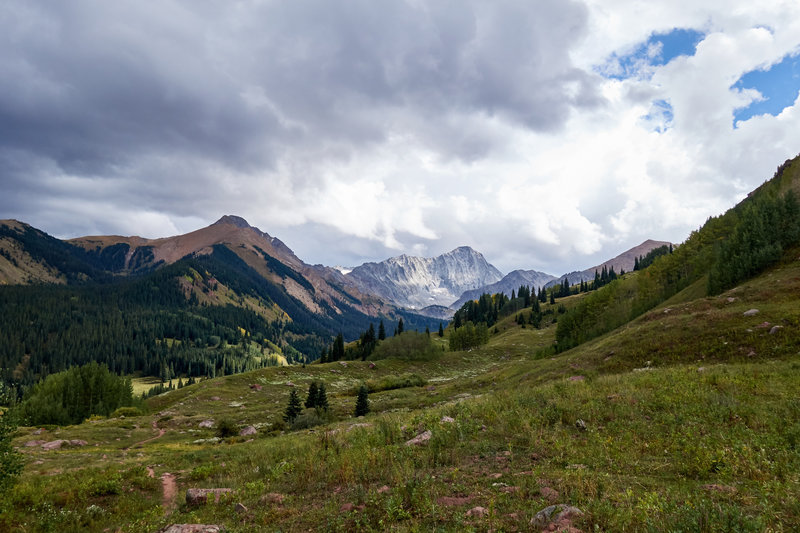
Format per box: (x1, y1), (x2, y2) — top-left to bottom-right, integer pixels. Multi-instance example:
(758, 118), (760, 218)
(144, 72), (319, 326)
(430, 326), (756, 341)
(2, 1), (799, 275)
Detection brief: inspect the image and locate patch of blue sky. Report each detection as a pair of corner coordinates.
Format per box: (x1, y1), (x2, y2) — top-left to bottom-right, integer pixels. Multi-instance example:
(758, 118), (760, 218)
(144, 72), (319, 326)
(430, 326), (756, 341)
(732, 51), (800, 124)
(599, 28), (705, 80)
(641, 99), (674, 133)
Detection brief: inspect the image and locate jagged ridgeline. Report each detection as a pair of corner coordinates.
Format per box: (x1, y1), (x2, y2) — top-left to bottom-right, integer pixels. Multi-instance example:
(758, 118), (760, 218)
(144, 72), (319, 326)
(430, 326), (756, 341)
(555, 155), (800, 351)
(0, 233), (439, 390)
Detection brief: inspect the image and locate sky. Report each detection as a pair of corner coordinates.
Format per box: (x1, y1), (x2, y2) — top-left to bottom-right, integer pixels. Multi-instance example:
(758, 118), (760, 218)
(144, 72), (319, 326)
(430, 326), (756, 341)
(1, 1), (799, 276)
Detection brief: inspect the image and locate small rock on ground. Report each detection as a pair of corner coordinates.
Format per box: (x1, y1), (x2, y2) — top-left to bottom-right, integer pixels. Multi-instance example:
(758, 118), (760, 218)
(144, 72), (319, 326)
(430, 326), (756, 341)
(377, 485), (391, 494)
(466, 506), (488, 518)
(261, 492), (284, 505)
(530, 504), (584, 528)
(405, 430), (432, 446)
(239, 425), (257, 436)
(198, 420), (214, 428)
(158, 526), (224, 533)
(743, 308), (759, 316)
(441, 416), (455, 423)
(185, 488), (233, 506)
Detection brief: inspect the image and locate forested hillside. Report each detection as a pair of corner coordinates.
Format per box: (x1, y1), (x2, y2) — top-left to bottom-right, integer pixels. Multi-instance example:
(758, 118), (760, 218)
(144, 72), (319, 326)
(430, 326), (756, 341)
(0, 242), (438, 395)
(555, 155), (800, 351)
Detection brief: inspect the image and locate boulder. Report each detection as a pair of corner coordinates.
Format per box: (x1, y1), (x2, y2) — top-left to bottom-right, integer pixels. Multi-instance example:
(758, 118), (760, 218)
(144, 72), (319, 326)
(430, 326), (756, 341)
(24, 440), (47, 447)
(530, 504), (584, 528)
(158, 526), (224, 533)
(440, 416), (455, 424)
(743, 309), (759, 317)
(769, 325), (783, 334)
(41, 440), (69, 450)
(239, 425), (257, 437)
(185, 488), (233, 506)
(69, 439), (88, 446)
(405, 430), (432, 446)
(198, 420), (214, 429)
(466, 506), (488, 518)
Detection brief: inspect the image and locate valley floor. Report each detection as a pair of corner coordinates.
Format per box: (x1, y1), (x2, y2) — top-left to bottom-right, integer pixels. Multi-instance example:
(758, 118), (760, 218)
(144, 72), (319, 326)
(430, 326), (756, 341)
(5, 256), (800, 532)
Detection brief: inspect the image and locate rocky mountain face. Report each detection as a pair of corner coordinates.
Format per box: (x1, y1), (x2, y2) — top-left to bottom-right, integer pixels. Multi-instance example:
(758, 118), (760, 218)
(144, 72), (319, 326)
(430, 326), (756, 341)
(544, 239), (673, 289)
(450, 269), (557, 309)
(346, 246), (503, 310)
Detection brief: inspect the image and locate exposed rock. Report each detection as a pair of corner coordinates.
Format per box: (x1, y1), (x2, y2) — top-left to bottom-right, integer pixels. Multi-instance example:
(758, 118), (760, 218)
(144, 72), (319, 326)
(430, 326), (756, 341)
(769, 325), (783, 334)
(339, 361), (348, 367)
(575, 419), (587, 431)
(158, 526), (224, 533)
(69, 439), (88, 446)
(743, 308), (759, 317)
(377, 485), (391, 494)
(234, 502), (248, 514)
(540, 486), (560, 502)
(488, 473), (503, 479)
(285, 382), (295, 387)
(368, 362), (376, 369)
(239, 425), (257, 436)
(530, 504), (584, 528)
(198, 420), (214, 429)
(185, 488), (233, 506)
(261, 492), (285, 505)
(703, 484), (737, 494)
(437, 496), (472, 506)
(405, 430), (432, 446)
(33, 428), (44, 435)
(756, 321), (771, 329)
(24, 440), (46, 447)
(347, 246), (503, 310)
(209, 396), (221, 401)
(249, 384), (262, 391)
(339, 502), (365, 512)
(726, 297), (737, 303)
(466, 506), (488, 518)
(41, 440), (70, 450)
(441, 416), (455, 424)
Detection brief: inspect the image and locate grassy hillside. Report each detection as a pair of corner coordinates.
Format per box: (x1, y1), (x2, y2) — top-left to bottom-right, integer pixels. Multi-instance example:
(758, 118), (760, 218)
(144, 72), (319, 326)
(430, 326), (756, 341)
(4, 248), (800, 531)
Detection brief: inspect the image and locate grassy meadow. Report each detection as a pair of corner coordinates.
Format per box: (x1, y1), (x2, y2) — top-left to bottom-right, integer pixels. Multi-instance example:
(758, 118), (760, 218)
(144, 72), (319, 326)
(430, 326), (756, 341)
(4, 254), (800, 531)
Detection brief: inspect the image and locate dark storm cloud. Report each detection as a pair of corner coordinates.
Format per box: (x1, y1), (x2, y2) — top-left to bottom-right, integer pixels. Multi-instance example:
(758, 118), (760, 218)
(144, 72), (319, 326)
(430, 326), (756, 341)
(0, 0), (604, 269)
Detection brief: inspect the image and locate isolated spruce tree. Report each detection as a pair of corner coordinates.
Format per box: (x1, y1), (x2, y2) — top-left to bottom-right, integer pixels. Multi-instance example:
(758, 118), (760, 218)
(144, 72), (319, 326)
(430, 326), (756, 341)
(316, 383), (329, 411)
(438, 322), (444, 337)
(397, 318), (404, 335)
(378, 320), (386, 341)
(549, 291), (555, 305)
(354, 384), (370, 417)
(283, 389), (303, 423)
(305, 381), (319, 408)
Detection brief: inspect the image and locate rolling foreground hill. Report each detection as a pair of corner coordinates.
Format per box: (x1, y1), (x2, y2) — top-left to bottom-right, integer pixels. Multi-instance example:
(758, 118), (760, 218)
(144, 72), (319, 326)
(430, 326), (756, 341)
(2, 155), (800, 531)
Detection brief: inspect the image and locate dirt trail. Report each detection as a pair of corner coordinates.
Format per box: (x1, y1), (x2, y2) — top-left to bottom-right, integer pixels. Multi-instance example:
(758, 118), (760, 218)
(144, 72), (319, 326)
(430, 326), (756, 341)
(125, 419), (166, 450)
(147, 466), (178, 513)
(160, 472), (177, 511)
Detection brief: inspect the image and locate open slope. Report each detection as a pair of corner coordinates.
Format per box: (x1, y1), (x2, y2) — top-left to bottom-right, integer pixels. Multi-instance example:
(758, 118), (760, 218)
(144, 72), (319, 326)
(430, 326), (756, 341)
(5, 247), (800, 531)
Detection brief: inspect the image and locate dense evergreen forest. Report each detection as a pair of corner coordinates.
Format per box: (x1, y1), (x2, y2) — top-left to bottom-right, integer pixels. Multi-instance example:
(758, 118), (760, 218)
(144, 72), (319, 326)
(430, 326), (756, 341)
(0, 243), (439, 398)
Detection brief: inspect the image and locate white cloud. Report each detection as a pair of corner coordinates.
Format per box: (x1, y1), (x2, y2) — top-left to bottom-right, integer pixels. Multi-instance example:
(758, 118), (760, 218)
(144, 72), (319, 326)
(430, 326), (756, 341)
(1, 1), (800, 276)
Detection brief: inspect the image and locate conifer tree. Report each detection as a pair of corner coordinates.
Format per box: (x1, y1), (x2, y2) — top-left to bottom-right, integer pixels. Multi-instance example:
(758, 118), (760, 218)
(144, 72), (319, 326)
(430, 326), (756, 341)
(305, 381), (319, 408)
(283, 388), (303, 423)
(315, 383), (329, 411)
(438, 322), (444, 337)
(397, 318), (404, 335)
(549, 291), (555, 305)
(354, 384), (370, 417)
(378, 320), (386, 341)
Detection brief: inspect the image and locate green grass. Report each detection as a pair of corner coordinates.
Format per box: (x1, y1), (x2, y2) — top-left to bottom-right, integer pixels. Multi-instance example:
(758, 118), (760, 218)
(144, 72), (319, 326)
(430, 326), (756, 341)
(5, 254), (800, 531)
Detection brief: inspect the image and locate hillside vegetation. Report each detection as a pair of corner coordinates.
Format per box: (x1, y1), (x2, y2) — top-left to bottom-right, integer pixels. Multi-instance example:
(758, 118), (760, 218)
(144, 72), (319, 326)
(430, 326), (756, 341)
(2, 155), (799, 531)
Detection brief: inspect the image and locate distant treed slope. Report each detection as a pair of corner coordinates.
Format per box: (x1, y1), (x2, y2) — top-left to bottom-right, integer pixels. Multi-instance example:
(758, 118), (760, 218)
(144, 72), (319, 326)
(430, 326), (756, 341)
(556, 155), (800, 352)
(347, 246), (503, 309)
(451, 269), (556, 309)
(544, 239), (673, 289)
(0, 244), (440, 390)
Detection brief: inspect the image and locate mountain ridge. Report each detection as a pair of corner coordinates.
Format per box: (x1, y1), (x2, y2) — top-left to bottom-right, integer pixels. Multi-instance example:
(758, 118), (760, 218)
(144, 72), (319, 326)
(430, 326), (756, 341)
(346, 246), (504, 310)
